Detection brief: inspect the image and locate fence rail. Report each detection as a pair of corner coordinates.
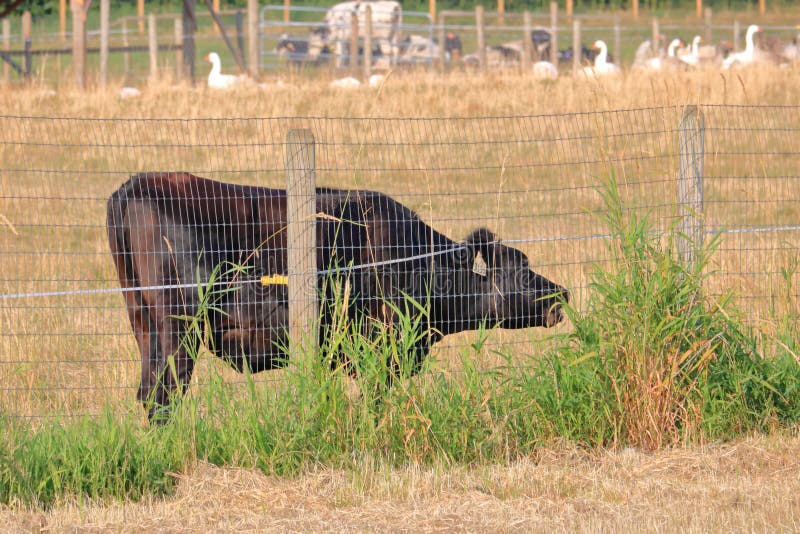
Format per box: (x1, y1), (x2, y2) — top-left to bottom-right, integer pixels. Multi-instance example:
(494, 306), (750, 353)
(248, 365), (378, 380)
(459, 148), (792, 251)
(1, 105), (798, 421)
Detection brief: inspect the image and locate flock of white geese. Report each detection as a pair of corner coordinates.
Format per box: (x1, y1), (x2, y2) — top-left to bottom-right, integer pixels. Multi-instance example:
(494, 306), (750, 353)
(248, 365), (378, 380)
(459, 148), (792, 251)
(582, 24), (799, 79)
(198, 23), (798, 91)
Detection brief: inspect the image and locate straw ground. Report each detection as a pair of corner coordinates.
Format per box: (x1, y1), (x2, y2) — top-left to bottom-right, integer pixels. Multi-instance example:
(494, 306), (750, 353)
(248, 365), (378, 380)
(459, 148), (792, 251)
(2, 433), (799, 531)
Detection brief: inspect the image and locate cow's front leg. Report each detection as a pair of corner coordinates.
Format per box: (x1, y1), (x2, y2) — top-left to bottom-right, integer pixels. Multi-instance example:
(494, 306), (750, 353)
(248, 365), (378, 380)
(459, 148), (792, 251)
(144, 303), (200, 424)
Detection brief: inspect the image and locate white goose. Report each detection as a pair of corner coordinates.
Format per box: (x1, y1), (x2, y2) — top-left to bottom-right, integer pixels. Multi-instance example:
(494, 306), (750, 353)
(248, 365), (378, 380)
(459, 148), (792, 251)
(581, 40), (619, 78)
(645, 38), (683, 70)
(329, 76), (361, 89)
(205, 52), (245, 89)
(722, 25), (762, 69)
(532, 60), (558, 80)
(679, 36), (702, 67)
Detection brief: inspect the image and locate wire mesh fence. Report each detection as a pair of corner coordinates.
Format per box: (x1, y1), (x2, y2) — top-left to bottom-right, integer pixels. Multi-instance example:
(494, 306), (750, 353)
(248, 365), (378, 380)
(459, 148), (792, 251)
(1, 105), (798, 421)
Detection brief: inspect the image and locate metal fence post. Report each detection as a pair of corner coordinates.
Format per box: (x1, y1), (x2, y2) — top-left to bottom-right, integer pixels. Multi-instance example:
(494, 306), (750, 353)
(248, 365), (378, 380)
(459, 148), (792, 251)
(678, 105), (705, 271)
(286, 129), (319, 362)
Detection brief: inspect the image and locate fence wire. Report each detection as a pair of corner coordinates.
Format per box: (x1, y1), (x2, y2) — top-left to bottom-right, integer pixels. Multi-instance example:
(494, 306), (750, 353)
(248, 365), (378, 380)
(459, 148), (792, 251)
(0, 106), (798, 420)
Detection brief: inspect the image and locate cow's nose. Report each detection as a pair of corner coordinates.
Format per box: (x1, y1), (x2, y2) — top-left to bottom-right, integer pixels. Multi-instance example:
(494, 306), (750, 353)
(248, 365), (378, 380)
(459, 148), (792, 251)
(545, 303), (564, 328)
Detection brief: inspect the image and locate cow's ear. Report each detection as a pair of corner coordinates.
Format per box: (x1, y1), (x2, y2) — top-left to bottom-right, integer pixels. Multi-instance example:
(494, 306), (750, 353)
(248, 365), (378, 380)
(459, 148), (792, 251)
(464, 228), (496, 271)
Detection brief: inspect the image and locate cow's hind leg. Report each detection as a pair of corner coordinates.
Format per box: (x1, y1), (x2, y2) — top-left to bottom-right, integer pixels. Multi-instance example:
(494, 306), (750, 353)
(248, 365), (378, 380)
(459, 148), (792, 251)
(125, 200), (203, 423)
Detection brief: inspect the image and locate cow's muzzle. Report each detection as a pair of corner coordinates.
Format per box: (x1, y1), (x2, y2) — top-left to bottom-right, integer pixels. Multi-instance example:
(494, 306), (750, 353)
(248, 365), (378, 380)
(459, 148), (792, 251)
(545, 304), (564, 327)
(544, 289), (569, 327)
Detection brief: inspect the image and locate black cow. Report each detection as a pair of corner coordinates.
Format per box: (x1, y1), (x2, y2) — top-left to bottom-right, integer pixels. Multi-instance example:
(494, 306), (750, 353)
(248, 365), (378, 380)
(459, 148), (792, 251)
(275, 34), (331, 66)
(107, 172), (568, 422)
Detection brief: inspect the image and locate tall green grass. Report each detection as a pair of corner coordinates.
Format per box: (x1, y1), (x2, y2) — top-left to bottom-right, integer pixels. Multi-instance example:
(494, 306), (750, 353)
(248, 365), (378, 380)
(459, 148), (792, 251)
(504, 178), (800, 450)
(1, 179), (798, 507)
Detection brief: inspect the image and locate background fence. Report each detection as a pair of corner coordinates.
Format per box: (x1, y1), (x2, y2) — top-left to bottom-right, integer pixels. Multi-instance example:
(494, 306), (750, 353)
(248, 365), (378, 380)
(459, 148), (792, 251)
(3, 3), (800, 85)
(1, 105), (798, 421)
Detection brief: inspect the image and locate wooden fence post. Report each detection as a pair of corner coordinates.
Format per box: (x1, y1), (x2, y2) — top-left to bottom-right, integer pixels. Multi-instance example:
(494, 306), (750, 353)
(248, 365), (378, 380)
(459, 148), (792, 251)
(549, 1), (558, 65)
(614, 15), (621, 66)
(138, 0), (145, 34)
(70, 2), (85, 88)
(22, 11), (31, 79)
(437, 12), (445, 72)
(476, 5), (485, 72)
(148, 13), (158, 82)
(364, 4), (372, 80)
(572, 19), (581, 74)
(733, 19), (740, 52)
(248, 0), (259, 78)
(696, 0), (703, 19)
(633, 0), (639, 19)
(183, 0), (196, 83)
(100, 0), (109, 87)
(678, 105), (705, 272)
(2, 19), (9, 82)
(60, 0), (66, 42)
(522, 11), (532, 69)
(175, 17), (183, 80)
(236, 10), (245, 68)
(123, 19), (130, 76)
(285, 129), (319, 362)
(704, 8), (712, 44)
(652, 17), (660, 57)
(349, 11), (359, 77)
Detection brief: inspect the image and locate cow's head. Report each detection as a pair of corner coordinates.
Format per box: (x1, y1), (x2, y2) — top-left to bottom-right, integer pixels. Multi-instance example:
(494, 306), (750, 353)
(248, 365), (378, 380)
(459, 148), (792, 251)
(275, 34), (296, 55)
(461, 228), (568, 329)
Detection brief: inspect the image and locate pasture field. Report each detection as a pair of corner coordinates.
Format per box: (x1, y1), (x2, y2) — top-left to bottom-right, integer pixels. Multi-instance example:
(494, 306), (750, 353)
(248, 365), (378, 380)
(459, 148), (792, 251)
(1, 65), (799, 528)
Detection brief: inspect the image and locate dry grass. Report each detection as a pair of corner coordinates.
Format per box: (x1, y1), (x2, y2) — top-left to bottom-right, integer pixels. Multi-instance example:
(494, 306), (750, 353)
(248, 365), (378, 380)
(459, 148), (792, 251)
(4, 62), (800, 117)
(1, 432), (798, 532)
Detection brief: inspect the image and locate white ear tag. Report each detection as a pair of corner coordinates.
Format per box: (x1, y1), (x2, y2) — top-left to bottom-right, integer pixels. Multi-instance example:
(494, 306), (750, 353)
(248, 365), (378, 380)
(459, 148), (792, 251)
(472, 251), (488, 277)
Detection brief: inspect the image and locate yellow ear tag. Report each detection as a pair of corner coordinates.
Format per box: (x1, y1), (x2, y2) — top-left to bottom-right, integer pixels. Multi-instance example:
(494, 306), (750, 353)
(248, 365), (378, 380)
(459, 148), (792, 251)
(261, 274), (289, 286)
(472, 251), (488, 277)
